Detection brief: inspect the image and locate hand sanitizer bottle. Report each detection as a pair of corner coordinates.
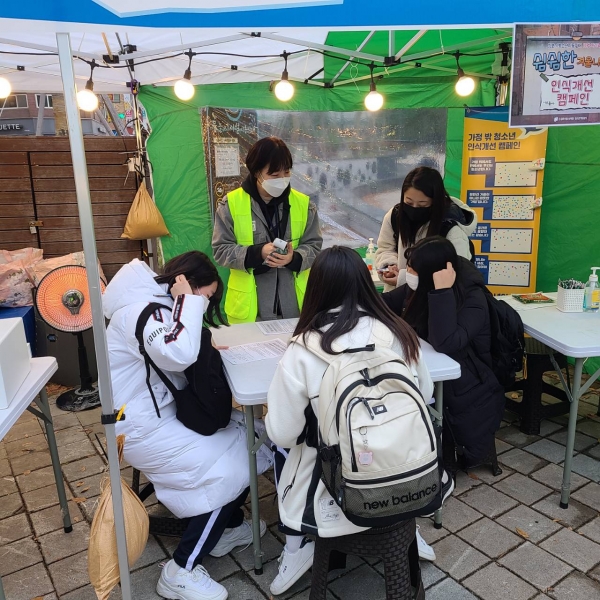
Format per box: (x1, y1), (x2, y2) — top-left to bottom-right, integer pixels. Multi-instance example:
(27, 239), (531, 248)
(365, 238), (376, 271)
(583, 267), (600, 313)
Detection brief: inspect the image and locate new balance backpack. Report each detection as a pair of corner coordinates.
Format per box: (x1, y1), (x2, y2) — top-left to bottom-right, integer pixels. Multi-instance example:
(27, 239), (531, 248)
(135, 302), (232, 436)
(298, 321), (441, 528)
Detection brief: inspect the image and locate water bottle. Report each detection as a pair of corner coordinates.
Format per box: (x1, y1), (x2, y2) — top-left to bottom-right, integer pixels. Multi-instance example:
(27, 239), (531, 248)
(583, 267), (600, 313)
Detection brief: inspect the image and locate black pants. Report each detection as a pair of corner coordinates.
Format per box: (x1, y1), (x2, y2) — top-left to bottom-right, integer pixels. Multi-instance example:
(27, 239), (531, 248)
(174, 487), (249, 570)
(273, 445), (304, 538)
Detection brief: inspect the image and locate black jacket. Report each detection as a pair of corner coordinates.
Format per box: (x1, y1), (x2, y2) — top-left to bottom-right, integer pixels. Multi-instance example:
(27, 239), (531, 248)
(381, 258), (505, 466)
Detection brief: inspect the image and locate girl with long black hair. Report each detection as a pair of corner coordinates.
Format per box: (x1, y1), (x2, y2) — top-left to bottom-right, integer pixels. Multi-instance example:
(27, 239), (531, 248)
(381, 236), (506, 471)
(265, 246), (434, 595)
(375, 166), (477, 290)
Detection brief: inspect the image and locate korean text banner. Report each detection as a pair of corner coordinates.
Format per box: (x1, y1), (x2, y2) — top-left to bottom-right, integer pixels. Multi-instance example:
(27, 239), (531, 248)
(461, 107), (548, 294)
(1, 0), (600, 28)
(511, 23), (600, 127)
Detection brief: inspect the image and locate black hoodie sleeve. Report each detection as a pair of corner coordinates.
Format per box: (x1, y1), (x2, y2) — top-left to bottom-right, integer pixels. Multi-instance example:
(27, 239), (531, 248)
(244, 243), (268, 271)
(381, 284), (409, 316)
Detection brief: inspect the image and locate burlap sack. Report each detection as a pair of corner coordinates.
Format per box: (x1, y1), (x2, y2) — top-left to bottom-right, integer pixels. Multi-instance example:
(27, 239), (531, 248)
(0, 261), (34, 307)
(88, 435), (149, 600)
(121, 181), (170, 240)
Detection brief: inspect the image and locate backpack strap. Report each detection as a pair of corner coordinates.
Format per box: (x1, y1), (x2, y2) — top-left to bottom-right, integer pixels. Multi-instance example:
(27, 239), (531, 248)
(134, 302), (179, 419)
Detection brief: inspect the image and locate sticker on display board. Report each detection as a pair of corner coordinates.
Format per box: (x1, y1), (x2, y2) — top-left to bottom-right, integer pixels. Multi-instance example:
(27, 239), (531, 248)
(319, 497), (341, 522)
(358, 451), (373, 466)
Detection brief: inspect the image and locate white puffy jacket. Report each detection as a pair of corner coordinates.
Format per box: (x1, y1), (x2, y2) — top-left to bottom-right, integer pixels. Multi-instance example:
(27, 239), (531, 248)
(103, 259), (272, 519)
(265, 315), (433, 538)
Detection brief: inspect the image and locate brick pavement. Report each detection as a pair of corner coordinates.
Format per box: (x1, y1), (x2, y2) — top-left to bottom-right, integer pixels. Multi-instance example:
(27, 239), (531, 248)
(1, 375), (600, 600)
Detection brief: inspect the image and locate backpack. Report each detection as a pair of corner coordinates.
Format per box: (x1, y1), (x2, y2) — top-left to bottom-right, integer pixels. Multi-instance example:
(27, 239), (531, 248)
(135, 303), (232, 436)
(298, 321), (441, 528)
(390, 204), (476, 264)
(472, 284), (525, 389)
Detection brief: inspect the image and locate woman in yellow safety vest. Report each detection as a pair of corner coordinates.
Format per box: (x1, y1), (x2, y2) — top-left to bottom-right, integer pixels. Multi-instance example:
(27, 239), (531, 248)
(212, 137), (323, 323)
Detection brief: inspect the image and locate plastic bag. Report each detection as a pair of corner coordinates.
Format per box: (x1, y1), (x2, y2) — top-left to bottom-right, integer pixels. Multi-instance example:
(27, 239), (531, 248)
(121, 181), (170, 240)
(0, 247), (43, 265)
(25, 251), (106, 287)
(88, 435), (149, 600)
(0, 261), (34, 307)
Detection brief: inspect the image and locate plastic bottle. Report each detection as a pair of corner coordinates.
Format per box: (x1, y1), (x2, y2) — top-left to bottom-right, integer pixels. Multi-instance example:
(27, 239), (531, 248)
(583, 267), (600, 313)
(365, 238), (376, 271)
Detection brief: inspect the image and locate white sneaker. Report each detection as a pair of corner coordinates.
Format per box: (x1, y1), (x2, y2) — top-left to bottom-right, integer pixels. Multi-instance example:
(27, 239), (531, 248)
(209, 520), (267, 557)
(156, 561), (227, 600)
(270, 538), (315, 596)
(416, 525), (436, 562)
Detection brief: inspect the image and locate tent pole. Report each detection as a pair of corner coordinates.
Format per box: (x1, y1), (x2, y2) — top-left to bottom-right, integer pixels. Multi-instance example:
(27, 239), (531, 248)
(55, 32), (133, 600)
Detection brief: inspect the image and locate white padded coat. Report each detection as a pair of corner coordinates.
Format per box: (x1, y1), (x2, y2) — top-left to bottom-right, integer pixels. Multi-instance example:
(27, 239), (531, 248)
(103, 259), (272, 519)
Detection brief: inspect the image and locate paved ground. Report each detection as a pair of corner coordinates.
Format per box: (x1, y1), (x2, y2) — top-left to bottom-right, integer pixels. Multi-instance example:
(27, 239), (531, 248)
(1, 372), (600, 600)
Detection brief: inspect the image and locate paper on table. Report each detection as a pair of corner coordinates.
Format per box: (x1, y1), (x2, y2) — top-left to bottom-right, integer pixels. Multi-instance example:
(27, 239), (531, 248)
(220, 338), (288, 365)
(256, 319), (298, 335)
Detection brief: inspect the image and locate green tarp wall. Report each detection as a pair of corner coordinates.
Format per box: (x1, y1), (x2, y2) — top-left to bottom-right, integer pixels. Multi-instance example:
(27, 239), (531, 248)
(139, 75), (600, 372)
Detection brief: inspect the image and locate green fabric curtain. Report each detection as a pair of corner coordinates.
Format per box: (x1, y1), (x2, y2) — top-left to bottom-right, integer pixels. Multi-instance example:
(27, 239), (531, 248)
(140, 77), (600, 374)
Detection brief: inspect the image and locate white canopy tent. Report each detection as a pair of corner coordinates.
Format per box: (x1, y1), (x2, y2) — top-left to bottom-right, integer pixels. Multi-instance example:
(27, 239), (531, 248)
(0, 2), (598, 599)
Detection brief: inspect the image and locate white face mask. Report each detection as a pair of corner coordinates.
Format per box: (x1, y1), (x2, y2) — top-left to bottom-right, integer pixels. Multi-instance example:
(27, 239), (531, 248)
(260, 176), (290, 198)
(406, 272), (419, 291)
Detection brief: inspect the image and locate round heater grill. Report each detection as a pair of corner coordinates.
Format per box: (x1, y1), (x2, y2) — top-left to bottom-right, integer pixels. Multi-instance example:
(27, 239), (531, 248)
(35, 265), (106, 333)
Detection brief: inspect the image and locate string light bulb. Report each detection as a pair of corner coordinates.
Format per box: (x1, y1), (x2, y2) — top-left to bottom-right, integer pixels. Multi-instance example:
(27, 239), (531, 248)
(364, 64), (384, 111)
(76, 61), (98, 111)
(454, 52), (475, 97)
(175, 50), (195, 101)
(0, 76), (11, 99)
(274, 52), (294, 102)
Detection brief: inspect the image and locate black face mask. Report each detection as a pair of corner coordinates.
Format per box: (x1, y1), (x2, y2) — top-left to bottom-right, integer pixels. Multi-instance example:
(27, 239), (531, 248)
(402, 204), (432, 226)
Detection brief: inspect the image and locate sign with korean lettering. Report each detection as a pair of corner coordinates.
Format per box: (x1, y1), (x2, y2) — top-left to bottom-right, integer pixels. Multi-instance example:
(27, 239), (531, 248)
(462, 106), (548, 294)
(511, 24), (600, 127)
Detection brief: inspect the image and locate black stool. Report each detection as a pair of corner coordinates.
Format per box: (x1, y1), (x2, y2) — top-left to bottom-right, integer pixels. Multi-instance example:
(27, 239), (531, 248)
(309, 519), (424, 600)
(505, 339), (570, 435)
(131, 468), (189, 537)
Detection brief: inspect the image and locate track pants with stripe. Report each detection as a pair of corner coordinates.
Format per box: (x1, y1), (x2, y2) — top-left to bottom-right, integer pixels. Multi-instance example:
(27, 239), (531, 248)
(173, 487), (249, 570)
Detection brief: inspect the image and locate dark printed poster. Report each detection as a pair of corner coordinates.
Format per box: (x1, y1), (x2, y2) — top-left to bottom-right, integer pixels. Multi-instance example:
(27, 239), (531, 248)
(201, 108), (258, 216)
(511, 23), (600, 127)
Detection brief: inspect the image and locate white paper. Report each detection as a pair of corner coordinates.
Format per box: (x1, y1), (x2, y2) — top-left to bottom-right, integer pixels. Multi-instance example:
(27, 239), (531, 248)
(220, 338), (288, 365)
(256, 319), (298, 335)
(214, 143), (240, 178)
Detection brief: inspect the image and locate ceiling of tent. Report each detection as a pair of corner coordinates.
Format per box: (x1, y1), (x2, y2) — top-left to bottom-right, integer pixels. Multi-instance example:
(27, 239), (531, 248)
(0, 23), (511, 94)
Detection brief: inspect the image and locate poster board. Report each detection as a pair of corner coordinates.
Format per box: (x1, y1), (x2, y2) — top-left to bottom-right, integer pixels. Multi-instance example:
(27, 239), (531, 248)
(462, 107), (548, 294)
(201, 107), (258, 216)
(510, 23), (600, 127)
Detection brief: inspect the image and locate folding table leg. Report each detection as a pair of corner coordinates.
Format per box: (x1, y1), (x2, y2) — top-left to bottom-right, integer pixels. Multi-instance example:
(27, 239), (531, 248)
(434, 382), (444, 530)
(560, 358), (584, 509)
(244, 404), (263, 574)
(37, 388), (73, 532)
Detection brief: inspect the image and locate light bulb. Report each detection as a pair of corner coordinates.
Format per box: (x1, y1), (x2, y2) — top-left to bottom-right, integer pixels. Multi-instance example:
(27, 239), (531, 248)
(274, 79), (294, 102)
(0, 77), (11, 99)
(77, 88), (99, 111)
(455, 75), (475, 97)
(364, 90), (384, 111)
(174, 78), (195, 101)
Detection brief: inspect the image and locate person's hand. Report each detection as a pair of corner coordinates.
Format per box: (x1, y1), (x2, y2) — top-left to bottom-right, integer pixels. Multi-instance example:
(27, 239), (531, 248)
(261, 243), (276, 260)
(170, 274), (194, 298)
(212, 338), (229, 350)
(265, 242), (294, 268)
(380, 264), (399, 286)
(433, 262), (456, 290)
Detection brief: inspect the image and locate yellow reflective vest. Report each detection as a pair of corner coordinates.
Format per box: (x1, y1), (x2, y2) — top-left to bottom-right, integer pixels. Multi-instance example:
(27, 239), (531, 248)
(224, 187), (310, 323)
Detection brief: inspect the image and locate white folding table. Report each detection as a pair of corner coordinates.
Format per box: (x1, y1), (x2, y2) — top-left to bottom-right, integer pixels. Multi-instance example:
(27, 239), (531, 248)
(212, 322), (460, 574)
(501, 294), (600, 508)
(0, 356), (72, 600)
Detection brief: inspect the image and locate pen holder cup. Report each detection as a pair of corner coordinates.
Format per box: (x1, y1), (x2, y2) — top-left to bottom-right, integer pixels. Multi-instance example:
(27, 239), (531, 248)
(556, 286), (584, 313)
